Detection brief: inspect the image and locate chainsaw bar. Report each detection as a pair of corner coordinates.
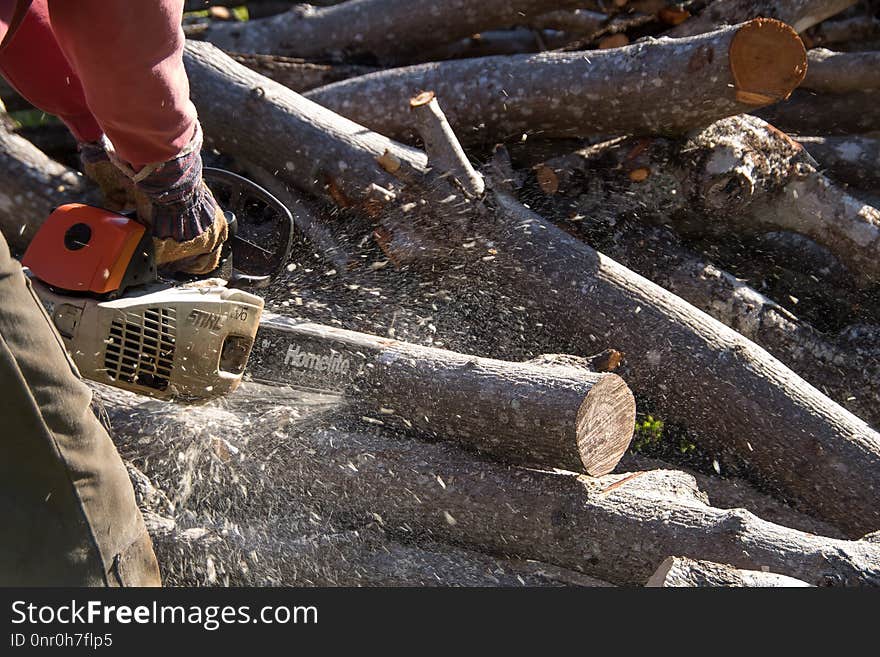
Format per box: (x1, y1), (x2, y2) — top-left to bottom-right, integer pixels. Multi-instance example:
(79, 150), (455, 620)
(246, 313), (370, 395)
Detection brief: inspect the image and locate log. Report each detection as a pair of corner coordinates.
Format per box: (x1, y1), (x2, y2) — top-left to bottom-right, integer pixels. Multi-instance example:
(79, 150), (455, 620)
(647, 556), (813, 586)
(486, 185), (880, 537)
(414, 28), (573, 63)
(409, 91), (485, 198)
(620, 453), (845, 538)
(229, 52), (378, 93)
(803, 48), (880, 93)
(530, 9), (606, 35)
(250, 315), (636, 476)
(804, 14), (880, 48)
(184, 41), (426, 208)
(539, 115), (880, 286)
(195, 0), (590, 61)
(304, 19), (807, 145)
(183, 43), (880, 535)
(797, 135), (880, 192)
(595, 224), (880, 429)
(0, 118), (92, 252)
(153, 518), (614, 586)
(668, 0), (857, 37)
(124, 429), (611, 587)
(755, 89), (880, 135)
(102, 389), (880, 585)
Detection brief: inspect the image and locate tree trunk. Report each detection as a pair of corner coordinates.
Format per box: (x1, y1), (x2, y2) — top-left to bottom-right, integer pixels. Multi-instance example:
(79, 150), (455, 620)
(803, 48), (880, 93)
(304, 19), (807, 145)
(0, 119), (92, 252)
(755, 89), (880, 135)
(153, 521), (614, 586)
(124, 437), (611, 587)
(797, 134), (880, 192)
(182, 42), (880, 535)
(668, 0), (856, 37)
(646, 556), (813, 586)
(101, 388), (880, 586)
(229, 52), (378, 93)
(530, 9), (606, 35)
(620, 453), (845, 538)
(804, 14), (880, 47)
(486, 187), (880, 537)
(414, 29), (574, 64)
(196, 0), (590, 61)
(538, 115), (880, 287)
(597, 224), (880, 429)
(250, 314), (636, 476)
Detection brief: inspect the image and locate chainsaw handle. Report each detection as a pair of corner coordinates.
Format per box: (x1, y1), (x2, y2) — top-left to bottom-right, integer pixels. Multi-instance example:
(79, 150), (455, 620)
(203, 167), (295, 278)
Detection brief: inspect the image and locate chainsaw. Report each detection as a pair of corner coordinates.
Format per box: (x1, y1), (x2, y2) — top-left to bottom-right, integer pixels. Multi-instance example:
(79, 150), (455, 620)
(22, 168), (295, 400)
(22, 168), (524, 406)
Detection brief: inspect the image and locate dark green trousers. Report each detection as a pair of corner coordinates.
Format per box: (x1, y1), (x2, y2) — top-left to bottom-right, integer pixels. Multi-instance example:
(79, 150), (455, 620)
(0, 231), (160, 586)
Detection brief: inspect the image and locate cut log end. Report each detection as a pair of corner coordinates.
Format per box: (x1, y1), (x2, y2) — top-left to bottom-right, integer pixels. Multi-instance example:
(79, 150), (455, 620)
(410, 90), (437, 108)
(729, 18), (807, 106)
(576, 373), (636, 476)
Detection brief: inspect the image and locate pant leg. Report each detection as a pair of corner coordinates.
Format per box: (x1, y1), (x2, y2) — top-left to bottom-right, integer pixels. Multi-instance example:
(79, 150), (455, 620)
(0, 231), (161, 586)
(0, 0), (102, 142)
(47, 0), (197, 167)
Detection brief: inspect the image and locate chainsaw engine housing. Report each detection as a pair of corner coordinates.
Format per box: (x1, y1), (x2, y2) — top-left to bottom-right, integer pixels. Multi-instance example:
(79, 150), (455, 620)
(31, 278), (264, 399)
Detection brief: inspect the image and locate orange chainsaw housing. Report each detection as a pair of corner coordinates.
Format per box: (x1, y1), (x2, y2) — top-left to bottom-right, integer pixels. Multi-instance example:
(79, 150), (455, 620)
(22, 203), (146, 294)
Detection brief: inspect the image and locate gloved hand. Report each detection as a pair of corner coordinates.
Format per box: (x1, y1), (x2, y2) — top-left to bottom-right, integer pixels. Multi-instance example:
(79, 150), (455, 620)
(108, 123), (228, 276)
(78, 139), (133, 213)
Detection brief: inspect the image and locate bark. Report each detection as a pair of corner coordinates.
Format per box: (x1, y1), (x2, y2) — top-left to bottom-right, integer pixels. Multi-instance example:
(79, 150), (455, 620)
(541, 115), (880, 286)
(646, 556), (813, 586)
(229, 52), (378, 93)
(183, 43), (880, 535)
(409, 92), (485, 198)
(305, 19), (807, 145)
(755, 89), (880, 135)
(415, 28), (573, 63)
(250, 314), (636, 476)
(598, 224), (880, 428)
(196, 0), (590, 61)
(804, 14), (880, 47)
(0, 120), (91, 252)
(102, 391), (880, 586)
(620, 453), (845, 538)
(803, 48), (880, 93)
(668, 0), (857, 37)
(797, 135), (880, 192)
(153, 521), (613, 586)
(486, 186), (880, 537)
(120, 404), (611, 587)
(530, 9), (607, 35)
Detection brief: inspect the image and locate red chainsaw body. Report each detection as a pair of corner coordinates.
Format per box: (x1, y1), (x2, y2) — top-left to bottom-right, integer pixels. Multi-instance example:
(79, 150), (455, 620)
(22, 203), (146, 294)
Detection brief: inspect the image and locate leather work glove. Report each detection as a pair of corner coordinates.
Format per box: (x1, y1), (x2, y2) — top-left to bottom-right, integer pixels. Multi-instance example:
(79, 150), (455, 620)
(112, 124), (228, 276)
(78, 139), (134, 213)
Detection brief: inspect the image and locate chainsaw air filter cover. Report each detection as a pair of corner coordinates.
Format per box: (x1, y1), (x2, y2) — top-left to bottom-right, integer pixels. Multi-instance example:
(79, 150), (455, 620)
(22, 203), (154, 296)
(31, 278), (264, 399)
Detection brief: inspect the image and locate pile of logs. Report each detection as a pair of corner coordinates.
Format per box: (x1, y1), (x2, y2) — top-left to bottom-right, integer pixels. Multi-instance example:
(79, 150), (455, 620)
(3, 0), (880, 586)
